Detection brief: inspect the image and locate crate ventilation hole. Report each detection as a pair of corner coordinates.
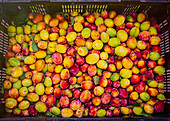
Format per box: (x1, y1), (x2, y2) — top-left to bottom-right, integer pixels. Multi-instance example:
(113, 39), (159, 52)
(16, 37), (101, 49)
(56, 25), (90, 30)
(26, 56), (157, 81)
(122, 5), (140, 15)
(0, 31), (9, 56)
(62, 5), (107, 13)
(30, 5), (46, 15)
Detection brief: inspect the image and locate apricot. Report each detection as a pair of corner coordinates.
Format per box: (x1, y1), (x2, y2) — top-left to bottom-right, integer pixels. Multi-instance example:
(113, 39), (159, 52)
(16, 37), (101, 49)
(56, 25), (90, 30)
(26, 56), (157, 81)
(91, 30), (100, 40)
(86, 53), (99, 64)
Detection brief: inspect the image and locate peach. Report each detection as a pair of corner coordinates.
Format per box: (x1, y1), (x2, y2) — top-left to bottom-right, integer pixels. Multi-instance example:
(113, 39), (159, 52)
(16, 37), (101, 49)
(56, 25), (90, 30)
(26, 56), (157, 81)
(35, 83), (45, 95)
(6, 51), (15, 59)
(49, 33), (59, 41)
(154, 66), (165, 76)
(61, 69), (70, 79)
(119, 89), (128, 99)
(86, 14), (95, 23)
(35, 101), (47, 113)
(149, 36), (161, 45)
(54, 87), (62, 98)
(120, 69), (132, 79)
(9, 88), (19, 98)
(81, 80), (93, 90)
(45, 87), (53, 95)
(92, 40), (103, 50)
(80, 90), (91, 103)
(130, 74), (140, 84)
(57, 36), (67, 44)
(147, 88), (158, 97)
(5, 98), (17, 109)
(16, 34), (24, 44)
(92, 97), (101, 106)
(88, 64), (97, 77)
(77, 76), (84, 84)
(58, 20), (68, 30)
(104, 18), (114, 27)
(97, 60), (108, 69)
(149, 26), (157, 36)
(32, 72), (44, 84)
(137, 12), (146, 23)
(49, 18), (59, 27)
(130, 91), (139, 100)
(140, 21), (150, 31)
(120, 79), (130, 88)
(70, 99), (81, 111)
(91, 30), (100, 40)
(18, 100), (30, 110)
(101, 11), (108, 19)
(74, 22), (83, 32)
(115, 46), (128, 57)
(140, 92), (150, 101)
(127, 36), (137, 49)
(115, 60), (123, 70)
(101, 32), (110, 43)
(97, 24), (106, 33)
(151, 46), (161, 55)
(110, 98), (121, 107)
(126, 85), (133, 93)
(74, 36), (85, 47)
(11, 67), (23, 78)
(114, 15), (125, 26)
(52, 52), (63, 64)
(44, 14), (51, 24)
(63, 56), (74, 69)
(137, 40), (147, 50)
(80, 63), (89, 73)
(157, 94), (165, 101)
(139, 31), (150, 41)
(38, 41), (47, 50)
(144, 104), (154, 114)
(85, 40), (93, 50)
(111, 88), (119, 97)
(33, 14), (43, 24)
(61, 108), (73, 118)
(27, 93), (39, 102)
(31, 24), (38, 33)
(95, 17), (103, 26)
(154, 101), (165, 113)
(122, 57), (133, 69)
(29, 105), (38, 116)
(103, 71), (111, 79)
(158, 58), (165, 66)
(75, 16), (84, 24)
(81, 28), (91, 39)
(130, 27), (140, 37)
(66, 32), (77, 42)
(101, 93), (111, 104)
(86, 53), (99, 64)
(40, 30), (49, 40)
(106, 28), (116, 38)
(109, 11), (117, 19)
(149, 52), (160, 61)
(78, 47), (88, 56)
(99, 76), (108, 87)
(137, 59), (145, 68)
(113, 108), (120, 116)
(45, 95), (56, 107)
(3, 80), (12, 90)
(59, 28), (66, 36)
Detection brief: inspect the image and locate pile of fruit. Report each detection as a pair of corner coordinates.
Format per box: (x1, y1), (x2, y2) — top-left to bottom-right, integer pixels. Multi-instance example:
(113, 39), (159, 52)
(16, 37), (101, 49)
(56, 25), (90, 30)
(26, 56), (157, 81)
(4, 10), (166, 117)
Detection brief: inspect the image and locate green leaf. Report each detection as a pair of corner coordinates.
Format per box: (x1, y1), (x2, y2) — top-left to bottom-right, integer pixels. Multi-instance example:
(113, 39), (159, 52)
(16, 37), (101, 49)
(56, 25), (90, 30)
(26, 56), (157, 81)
(21, 56), (27, 60)
(0, 87), (4, 94)
(128, 103), (141, 108)
(69, 84), (81, 89)
(20, 73), (25, 80)
(71, 17), (74, 26)
(29, 34), (39, 52)
(93, 76), (99, 85)
(45, 111), (56, 117)
(14, 12), (29, 26)
(140, 111), (152, 117)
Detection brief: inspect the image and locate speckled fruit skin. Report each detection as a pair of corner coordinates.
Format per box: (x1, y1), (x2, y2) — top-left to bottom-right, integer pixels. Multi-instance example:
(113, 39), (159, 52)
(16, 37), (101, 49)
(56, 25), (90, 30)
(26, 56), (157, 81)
(5, 10), (166, 118)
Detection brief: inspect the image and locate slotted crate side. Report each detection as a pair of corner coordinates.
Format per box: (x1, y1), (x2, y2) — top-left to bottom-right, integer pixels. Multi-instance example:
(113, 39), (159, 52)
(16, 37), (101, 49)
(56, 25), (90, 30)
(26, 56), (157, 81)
(0, 2), (170, 118)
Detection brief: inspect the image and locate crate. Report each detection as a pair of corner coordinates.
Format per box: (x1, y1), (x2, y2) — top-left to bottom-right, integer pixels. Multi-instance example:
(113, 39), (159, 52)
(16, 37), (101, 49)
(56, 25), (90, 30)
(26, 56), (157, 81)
(0, 0), (170, 120)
